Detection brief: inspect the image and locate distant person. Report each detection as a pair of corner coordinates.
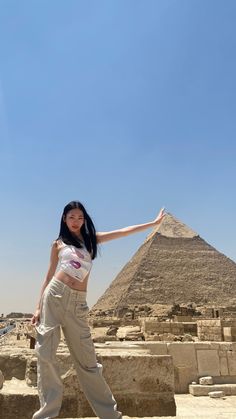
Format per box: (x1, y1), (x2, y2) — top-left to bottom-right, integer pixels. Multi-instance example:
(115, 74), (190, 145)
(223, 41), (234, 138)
(31, 201), (165, 419)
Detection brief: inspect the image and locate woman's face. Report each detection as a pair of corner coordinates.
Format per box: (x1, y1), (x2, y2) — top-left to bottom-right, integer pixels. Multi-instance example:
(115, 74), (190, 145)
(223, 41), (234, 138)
(64, 208), (85, 235)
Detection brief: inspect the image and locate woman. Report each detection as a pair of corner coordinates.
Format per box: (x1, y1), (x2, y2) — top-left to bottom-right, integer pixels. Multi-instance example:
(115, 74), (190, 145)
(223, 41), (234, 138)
(31, 201), (166, 419)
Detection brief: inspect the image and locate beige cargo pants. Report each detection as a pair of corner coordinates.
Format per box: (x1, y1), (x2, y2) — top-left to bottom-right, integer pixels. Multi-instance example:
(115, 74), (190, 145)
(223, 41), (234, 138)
(32, 277), (122, 419)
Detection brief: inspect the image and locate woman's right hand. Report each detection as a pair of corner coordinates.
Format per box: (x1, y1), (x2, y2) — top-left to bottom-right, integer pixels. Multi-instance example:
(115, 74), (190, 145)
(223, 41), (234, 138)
(31, 309), (40, 325)
(153, 207), (166, 225)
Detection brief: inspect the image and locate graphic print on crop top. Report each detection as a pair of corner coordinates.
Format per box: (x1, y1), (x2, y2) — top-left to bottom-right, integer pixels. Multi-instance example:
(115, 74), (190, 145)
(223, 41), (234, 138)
(58, 243), (92, 282)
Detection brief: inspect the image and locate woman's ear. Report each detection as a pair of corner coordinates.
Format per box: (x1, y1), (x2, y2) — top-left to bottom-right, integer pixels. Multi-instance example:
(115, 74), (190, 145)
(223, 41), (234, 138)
(63, 215), (66, 222)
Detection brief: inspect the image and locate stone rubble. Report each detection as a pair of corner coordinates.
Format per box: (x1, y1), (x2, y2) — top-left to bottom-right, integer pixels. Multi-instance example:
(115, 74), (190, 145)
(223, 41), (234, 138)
(199, 376), (214, 385)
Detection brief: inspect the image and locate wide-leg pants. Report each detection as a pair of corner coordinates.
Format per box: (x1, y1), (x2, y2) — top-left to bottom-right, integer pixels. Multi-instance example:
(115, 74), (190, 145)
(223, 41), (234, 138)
(32, 277), (122, 419)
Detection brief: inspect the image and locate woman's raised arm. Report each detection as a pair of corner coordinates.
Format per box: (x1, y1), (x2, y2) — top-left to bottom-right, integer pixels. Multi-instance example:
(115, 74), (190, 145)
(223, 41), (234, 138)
(96, 207), (166, 244)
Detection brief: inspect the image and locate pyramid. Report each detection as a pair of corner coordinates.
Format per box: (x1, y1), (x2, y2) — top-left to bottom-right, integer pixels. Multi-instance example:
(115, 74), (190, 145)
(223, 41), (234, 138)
(92, 213), (236, 313)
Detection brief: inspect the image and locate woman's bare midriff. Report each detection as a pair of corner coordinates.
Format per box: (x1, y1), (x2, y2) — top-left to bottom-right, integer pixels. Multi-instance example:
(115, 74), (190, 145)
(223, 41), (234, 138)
(54, 270), (88, 291)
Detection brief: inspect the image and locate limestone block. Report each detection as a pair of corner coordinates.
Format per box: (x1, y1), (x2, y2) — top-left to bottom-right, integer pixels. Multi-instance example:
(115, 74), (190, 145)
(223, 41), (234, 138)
(0, 392), (39, 419)
(62, 367), (177, 417)
(0, 391), (78, 419)
(142, 321), (165, 334)
(220, 356), (229, 376)
(227, 351), (236, 375)
(143, 342), (168, 355)
(171, 327), (183, 335)
(0, 369), (4, 389)
(174, 366), (198, 394)
(174, 315), (193, 322)
(209, 343), (220, 350)
(231, 342), (236, 351)
(114, 393), (176, 417)
(203, 320), (222, 327)
(211, 326), (222, 333)
(172, 322), (184, 329)
(0, 354), (27, 380)
(60, 354), (176, 416)
(190, 384), (209, 396)
(0, 353), (176, 418)
(196, 350), (220, 376)
(208, 390), (225, 398)
(231, 385), (236, 395)
(167, 343), (198, 393)
(197, 319), (223, 341)
(61, 354), (175, 394)
(219, 350), (227, 357)
(25, 358), (37, 387)
(117, 326), (141, 339)
(229, 327), (236, 336)
(60, 396), (80, 418)
(189, 383), (233, 396)
(199, 376), (213, 385)
(167, 343), (198, 369)
(194, 342), (211, 349)
(163, 326), (171, 333)
(224, 335), (232, 342)
(223, 327), (231, 336)
(223, 327), (236, 342)
(98, 354), (175, 393)
(198, 331), (223, 341)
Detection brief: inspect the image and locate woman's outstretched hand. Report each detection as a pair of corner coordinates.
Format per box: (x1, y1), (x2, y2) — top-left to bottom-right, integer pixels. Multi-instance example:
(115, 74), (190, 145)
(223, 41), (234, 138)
(153, 207), (166, 225)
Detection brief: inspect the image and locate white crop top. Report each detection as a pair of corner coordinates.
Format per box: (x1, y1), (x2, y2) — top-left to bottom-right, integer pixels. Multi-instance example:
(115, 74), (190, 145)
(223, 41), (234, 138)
(58, 242), (92, 282)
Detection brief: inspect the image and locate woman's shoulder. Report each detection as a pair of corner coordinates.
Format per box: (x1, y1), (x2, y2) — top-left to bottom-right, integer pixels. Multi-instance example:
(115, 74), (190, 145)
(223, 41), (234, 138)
(51, 239), (65, 252)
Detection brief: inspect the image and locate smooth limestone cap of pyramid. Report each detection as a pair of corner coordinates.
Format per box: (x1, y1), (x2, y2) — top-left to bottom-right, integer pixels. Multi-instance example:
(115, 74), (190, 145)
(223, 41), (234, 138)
(145, 212), (198, 242)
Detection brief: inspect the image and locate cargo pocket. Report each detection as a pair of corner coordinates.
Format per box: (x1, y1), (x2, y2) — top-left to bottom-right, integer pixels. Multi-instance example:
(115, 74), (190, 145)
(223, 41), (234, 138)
(49, 288), (64, 299)
(35, 324), (61, 363)
(75, 302), (89, 318)
(80, 332), (97, 368)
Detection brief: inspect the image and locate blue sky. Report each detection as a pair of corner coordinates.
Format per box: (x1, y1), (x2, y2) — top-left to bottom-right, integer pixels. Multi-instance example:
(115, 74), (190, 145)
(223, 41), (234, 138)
(0, 1), (236, 315)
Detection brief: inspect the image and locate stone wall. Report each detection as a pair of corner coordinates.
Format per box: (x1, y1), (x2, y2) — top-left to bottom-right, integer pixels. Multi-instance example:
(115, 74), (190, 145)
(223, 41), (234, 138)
(197, 319), (223, 341)
(197, 319), (236, 342)
(139, 318), (198, 341)
(0, 352), (176, 418)
(141, 320), (184, 338)
(139, 341), (236, 393)
(140, 319), (198, 340)
(2, 339), (236, 417)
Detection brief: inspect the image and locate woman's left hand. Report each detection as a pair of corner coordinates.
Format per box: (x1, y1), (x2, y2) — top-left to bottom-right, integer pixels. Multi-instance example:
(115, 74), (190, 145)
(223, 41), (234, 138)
(153, 207), (166, 225)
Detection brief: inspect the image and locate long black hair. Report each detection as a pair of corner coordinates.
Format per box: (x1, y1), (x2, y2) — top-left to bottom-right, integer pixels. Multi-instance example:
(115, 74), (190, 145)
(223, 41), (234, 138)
(57, 201), (97, 259)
